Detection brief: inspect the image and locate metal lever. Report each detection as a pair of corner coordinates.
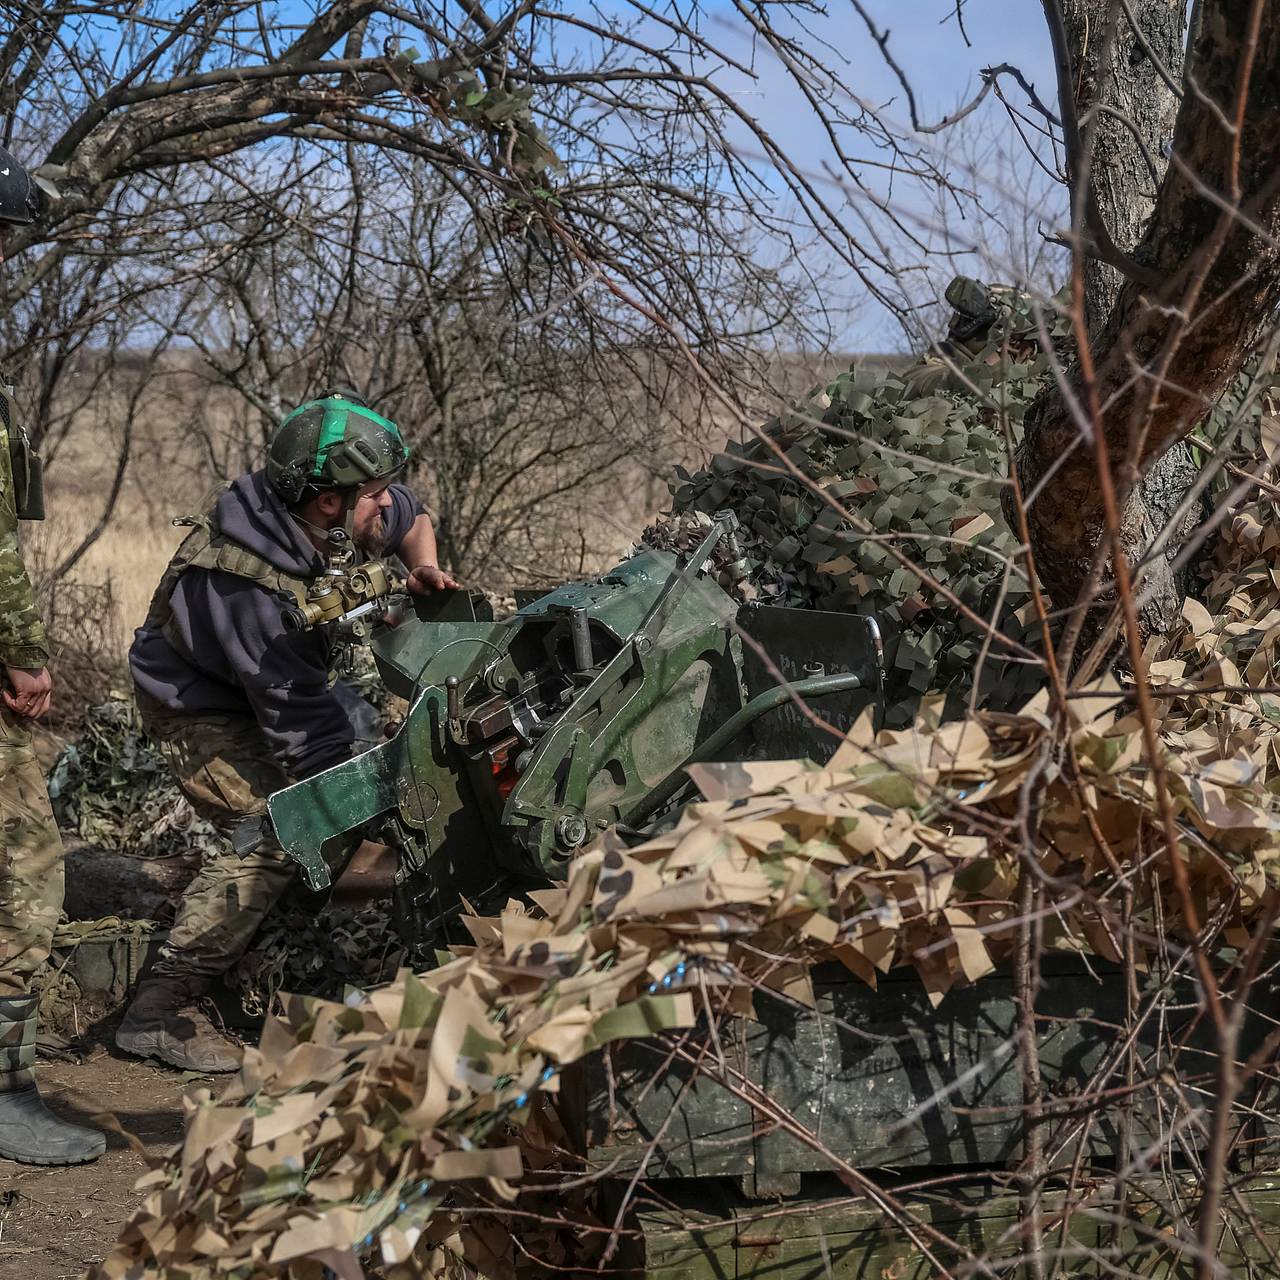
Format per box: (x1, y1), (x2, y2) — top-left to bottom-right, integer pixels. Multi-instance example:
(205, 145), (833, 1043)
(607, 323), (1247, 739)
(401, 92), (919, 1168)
(634, 512), (732, 651)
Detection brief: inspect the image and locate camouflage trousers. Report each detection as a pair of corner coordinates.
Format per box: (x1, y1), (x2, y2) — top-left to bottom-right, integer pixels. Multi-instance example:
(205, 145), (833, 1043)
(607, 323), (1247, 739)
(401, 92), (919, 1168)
(0, 707), (64, 999)
(138, 696), (296, 984)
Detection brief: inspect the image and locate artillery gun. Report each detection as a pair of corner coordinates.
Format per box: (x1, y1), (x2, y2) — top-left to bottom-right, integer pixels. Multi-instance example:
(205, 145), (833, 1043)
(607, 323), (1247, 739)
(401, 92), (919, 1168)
(264, 511), (883, 934)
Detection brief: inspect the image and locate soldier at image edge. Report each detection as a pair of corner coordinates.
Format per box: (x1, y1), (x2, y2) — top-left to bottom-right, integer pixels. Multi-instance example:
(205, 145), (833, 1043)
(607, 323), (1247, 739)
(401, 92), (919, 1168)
(116, 392), (459, 1072)
(0, 147), (106, 1165)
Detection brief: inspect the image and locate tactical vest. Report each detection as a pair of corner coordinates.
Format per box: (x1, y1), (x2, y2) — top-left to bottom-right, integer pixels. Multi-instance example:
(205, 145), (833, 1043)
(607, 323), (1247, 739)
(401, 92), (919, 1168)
(143, 490), (338, 680)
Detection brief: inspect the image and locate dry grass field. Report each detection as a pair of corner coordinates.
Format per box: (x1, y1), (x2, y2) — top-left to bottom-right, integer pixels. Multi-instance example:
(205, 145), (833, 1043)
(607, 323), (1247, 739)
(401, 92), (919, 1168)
(20, 387), (212, 721)
(31, 507), (186, 653)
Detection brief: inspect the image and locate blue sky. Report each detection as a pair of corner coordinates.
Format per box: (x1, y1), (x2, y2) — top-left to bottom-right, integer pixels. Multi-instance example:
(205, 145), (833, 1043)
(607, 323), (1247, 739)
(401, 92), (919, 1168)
(171, 2), (1071, 351)
(694, 1), (1065, 348)
(714, 1), (1056, 153)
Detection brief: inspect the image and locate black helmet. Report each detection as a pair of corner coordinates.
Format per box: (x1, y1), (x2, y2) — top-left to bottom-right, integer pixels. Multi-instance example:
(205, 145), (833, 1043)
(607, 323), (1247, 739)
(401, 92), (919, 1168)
(0, 146), (50, 226)
(266, 393), (409, 504)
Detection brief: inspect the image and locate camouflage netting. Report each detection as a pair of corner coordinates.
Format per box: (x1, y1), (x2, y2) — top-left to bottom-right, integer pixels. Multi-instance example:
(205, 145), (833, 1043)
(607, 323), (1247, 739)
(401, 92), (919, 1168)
(47, 698), (221, 859)
(644, 282), (1277, 724)
(232, 903), (414, 1017)
(89, 283), (1280, 1276)
(89, 480), (1280, 1279)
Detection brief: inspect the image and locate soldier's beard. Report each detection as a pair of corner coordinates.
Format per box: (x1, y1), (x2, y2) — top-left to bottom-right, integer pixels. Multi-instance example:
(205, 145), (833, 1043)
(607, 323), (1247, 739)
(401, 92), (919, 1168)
(353, 511), (385, 555)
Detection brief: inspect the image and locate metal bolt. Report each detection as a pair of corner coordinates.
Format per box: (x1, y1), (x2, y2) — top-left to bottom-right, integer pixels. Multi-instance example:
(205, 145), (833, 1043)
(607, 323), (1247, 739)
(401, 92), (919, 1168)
(554, 814), (588, 850)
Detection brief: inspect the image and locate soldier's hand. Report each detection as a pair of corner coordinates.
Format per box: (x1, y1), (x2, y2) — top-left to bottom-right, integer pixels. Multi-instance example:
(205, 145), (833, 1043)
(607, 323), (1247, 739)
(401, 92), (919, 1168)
(407, 565), (460, 595)
(4, 665), (52, 720)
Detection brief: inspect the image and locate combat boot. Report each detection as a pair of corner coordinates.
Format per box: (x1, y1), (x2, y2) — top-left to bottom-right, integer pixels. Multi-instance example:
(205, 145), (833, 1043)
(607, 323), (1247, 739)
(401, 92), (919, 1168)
(115, 975), (242, 1073)
(0, 995), (105, 1165)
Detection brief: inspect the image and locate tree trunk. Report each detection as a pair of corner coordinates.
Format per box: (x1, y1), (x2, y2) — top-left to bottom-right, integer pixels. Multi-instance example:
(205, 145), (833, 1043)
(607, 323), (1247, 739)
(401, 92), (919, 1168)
(1056, 0), (1196, 634)
(1059, 1), (1185, 331)
(1019, 0), (1280, 635)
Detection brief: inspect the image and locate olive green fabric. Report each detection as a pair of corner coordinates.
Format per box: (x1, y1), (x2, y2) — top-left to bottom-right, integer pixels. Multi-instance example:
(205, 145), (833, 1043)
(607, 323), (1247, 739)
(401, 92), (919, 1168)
(0, 397), (48, 669)
(0, 708), (64, 999)
(1, 388), (43, 522)
(0, 995), (36, 1090)
(139, 699), (297, 982)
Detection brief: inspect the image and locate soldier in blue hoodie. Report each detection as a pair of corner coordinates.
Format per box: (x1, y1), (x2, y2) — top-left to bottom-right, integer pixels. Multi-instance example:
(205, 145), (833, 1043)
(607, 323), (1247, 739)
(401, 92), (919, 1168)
(117, 392), (457, 1071)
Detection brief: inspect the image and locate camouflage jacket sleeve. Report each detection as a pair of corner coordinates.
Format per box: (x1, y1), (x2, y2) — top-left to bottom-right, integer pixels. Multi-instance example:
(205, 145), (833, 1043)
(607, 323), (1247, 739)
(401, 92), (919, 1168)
(0, 411), (48, 669)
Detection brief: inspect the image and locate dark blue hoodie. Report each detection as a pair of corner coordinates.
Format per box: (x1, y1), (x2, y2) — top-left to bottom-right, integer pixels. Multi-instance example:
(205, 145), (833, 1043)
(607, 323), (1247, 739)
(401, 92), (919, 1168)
(130, 470), (423, 779)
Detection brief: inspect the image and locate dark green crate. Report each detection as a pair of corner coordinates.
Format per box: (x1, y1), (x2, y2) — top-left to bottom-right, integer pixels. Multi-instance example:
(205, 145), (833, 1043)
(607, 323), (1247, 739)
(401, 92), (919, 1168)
(615, 1180), (1280, 1280)
(563, 959), (1274, 1193)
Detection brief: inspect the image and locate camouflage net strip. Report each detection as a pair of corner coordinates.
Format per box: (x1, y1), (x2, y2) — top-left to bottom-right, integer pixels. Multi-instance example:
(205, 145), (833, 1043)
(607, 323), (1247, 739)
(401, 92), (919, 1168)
(91, 492), (1280, 1279)
(48, 699), (220, 859)
(232, 903), (411, 1018)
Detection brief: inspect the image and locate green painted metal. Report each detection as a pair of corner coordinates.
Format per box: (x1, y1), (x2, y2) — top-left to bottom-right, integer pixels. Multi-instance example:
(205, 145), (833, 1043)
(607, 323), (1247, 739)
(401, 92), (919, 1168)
(519, 549), (683, 642)
(736, 603), (883, 753)
(269, 595), (509, 893)
(499, 539), (743, 873)
(564, 959), (1249, 1186)
(267, 682), (505, 901)
(620, 1181), (1280, 1278)
(623, 670), (864, 829)
(267, 513), (884, 924)
(563, 959), (1280, 1276)
(267, 746), (398, 891)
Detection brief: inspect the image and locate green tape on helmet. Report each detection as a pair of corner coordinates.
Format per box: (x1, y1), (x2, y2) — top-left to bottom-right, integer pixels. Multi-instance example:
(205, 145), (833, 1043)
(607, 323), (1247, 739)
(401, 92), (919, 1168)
(267, 396), (410, 503)
(311, 403), (405, 479)
(311, 402), (352, 478)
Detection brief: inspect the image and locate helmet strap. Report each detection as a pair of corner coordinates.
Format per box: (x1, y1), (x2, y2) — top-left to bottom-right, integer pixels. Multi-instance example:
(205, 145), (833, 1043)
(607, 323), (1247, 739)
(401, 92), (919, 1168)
(289, 493), (358, 560)
(290, 509), (334, 544)
(342, 489), (358, 544)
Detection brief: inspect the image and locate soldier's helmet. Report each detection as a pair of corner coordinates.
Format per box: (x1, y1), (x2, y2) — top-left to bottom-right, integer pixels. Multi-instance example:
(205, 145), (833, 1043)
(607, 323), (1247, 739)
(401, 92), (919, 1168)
(0, 145), (53, 226)
(266, 391), (409, 505)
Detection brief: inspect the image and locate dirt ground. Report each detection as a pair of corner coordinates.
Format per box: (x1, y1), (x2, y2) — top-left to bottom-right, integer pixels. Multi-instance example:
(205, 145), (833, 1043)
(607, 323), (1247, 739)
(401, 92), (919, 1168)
(0, 1042), (195, 1279)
